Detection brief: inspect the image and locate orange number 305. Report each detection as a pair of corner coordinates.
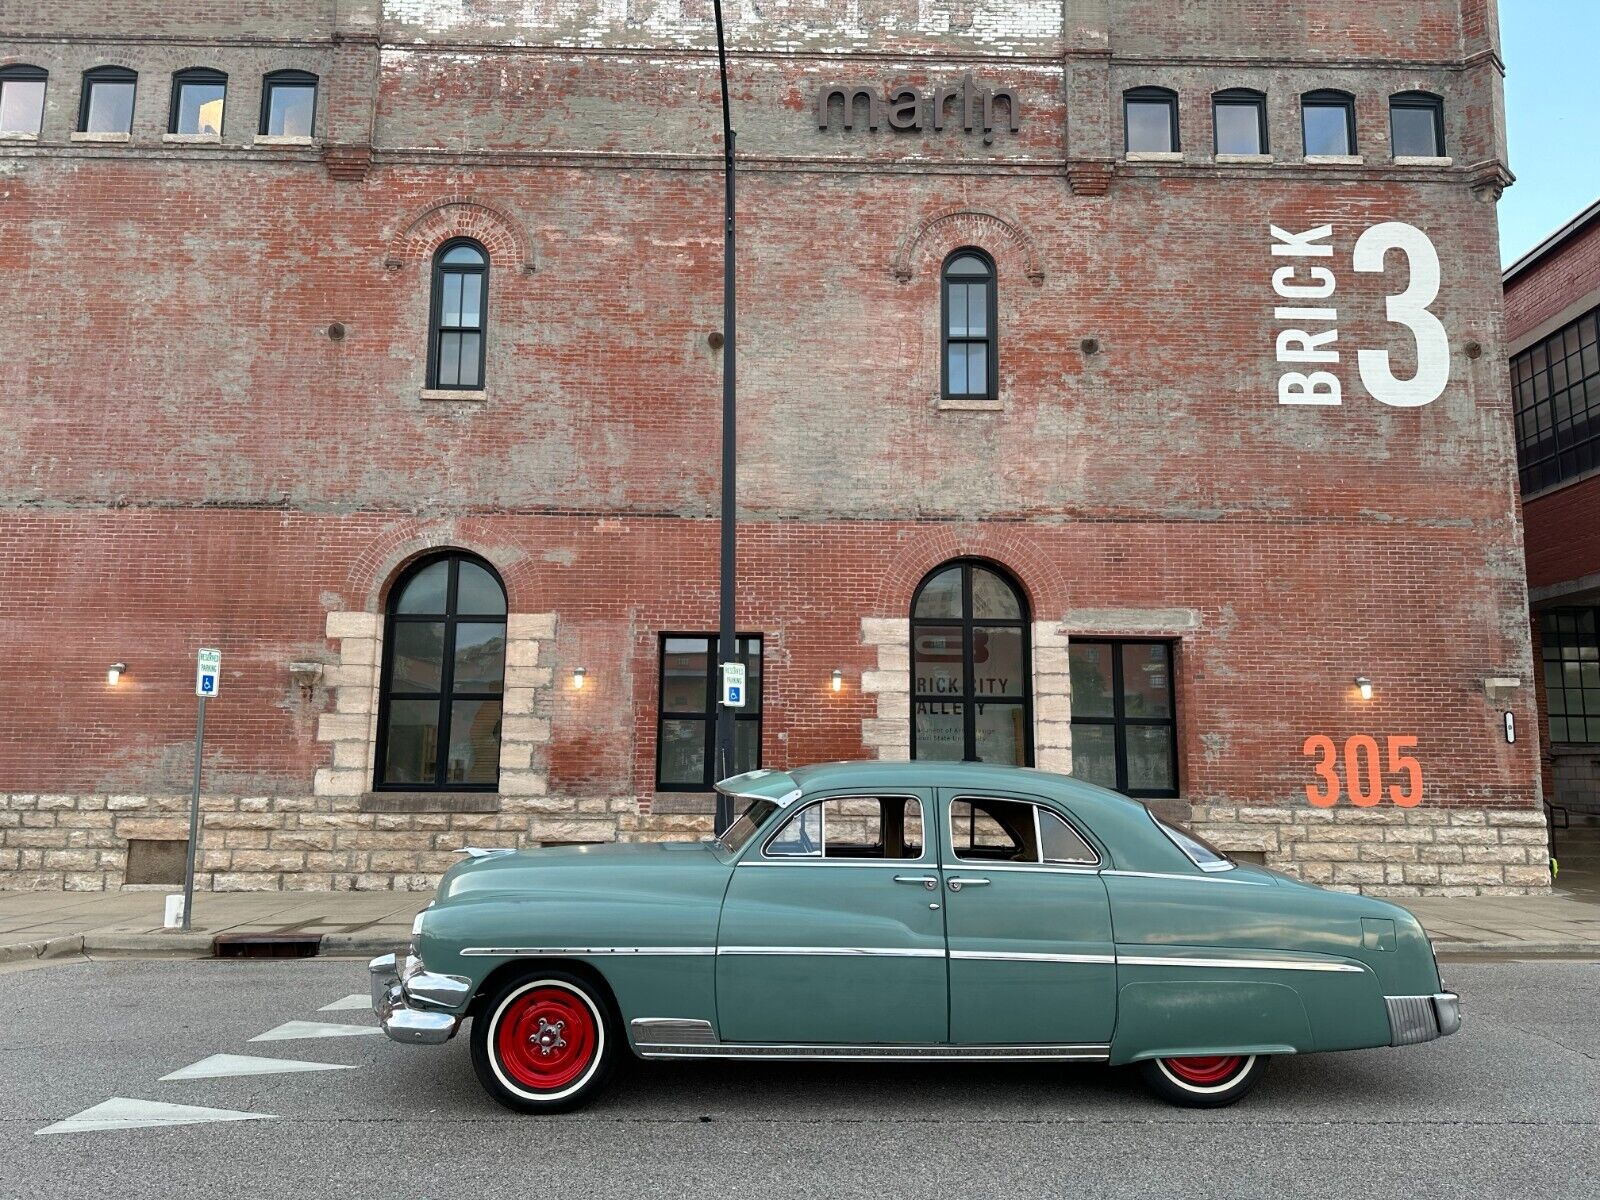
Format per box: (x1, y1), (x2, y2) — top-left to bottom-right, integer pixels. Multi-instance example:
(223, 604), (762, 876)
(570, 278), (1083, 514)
(1302, 735), (1422, 808)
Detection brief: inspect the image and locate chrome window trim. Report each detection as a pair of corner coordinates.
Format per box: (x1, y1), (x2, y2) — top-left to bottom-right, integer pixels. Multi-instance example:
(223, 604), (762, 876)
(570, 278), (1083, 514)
(461, 946), (715, 957)
(1099, 868), (1269, 887)
(1117, 953), (1364, 974)
(759, 793), (929, 864)
(950, 950), (1115, 965)
(949, 862), (1100, 876)
(947, 793), (1103, 868)
(738, 859), (942, 870)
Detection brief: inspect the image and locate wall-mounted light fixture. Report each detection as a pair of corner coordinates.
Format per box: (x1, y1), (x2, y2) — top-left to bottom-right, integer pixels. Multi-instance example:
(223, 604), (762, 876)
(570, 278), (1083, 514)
(1354, 675), (1374, 701)
(107, 662), (127, 686)
(572, 666), (587, 690)
(831, 669), (843, 693)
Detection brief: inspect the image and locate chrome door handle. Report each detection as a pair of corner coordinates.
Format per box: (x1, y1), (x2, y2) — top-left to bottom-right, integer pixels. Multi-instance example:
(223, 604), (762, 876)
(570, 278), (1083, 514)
(894, 875), (939, 891)
(947, 876), (990, 892)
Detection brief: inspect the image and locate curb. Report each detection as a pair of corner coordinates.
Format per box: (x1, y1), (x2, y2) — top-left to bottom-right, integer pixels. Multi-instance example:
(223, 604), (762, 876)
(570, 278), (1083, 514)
(0, 934), (85, 965)
(1432, 940), (1600, 959)
(81, 931), (214, 957)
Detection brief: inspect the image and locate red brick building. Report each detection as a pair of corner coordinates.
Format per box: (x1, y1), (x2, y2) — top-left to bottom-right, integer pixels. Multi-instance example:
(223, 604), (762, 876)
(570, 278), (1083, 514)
(0, 0), (1547, 894)
(1506, 199), (1600, 822)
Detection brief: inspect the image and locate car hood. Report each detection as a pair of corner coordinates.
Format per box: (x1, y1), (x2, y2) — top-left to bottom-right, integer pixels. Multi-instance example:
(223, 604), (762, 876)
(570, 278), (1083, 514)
(435, 839), (720, 902)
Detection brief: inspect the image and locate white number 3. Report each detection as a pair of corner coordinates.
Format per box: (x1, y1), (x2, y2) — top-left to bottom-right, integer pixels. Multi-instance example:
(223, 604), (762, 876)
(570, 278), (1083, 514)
(1352, 221), (1450, 408)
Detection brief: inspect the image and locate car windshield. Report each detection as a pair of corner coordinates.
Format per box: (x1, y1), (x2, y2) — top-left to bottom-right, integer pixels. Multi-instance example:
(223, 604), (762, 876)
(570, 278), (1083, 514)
(1148, 809), (1234, 872)
(716, 799), (779, 854)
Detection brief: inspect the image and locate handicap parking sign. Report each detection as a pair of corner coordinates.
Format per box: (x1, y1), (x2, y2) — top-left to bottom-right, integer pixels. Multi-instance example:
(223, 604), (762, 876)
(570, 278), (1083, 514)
(195, 648), (221, 698)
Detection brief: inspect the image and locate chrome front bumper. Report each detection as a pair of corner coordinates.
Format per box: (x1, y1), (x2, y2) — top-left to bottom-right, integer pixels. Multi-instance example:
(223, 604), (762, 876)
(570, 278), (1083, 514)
(1386, 991), (1461, 1046)
(368, 952), (470, 1046)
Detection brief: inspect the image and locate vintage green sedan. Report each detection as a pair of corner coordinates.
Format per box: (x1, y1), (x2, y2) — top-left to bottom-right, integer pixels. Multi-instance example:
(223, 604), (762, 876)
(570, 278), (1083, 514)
(369, 761), (1459, 1111)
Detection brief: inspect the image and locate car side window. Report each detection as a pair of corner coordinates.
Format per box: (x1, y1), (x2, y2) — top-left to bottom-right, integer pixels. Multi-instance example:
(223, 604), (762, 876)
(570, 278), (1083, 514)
(950, 797), (1098, 866)
(766, 796), (925, 860)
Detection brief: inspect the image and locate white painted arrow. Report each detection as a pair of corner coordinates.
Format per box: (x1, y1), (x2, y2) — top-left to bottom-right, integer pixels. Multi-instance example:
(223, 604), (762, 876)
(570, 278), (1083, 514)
(318, 994), (373, 1012)
(161, 1053), (359, 1082)
(37, 1097), (275, 1136)
(250, 1020), (382, 1043)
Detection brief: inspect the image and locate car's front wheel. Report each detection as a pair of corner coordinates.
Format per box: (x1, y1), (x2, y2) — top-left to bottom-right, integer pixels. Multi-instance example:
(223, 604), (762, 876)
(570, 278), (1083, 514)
(1137, 1054), (1267, 1107)
(471, 970), (618, 1113)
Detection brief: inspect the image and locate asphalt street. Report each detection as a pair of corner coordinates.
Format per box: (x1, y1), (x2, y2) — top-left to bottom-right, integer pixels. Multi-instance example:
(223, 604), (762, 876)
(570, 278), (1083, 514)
(1, 956), (1596, 1200)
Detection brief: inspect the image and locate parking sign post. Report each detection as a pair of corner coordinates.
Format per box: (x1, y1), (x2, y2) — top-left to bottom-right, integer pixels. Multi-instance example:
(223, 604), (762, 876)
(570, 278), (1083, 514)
(181, 649), (221, 932)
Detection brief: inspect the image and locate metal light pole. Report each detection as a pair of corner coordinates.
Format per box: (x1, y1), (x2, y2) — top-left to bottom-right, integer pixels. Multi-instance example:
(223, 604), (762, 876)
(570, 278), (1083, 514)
(711, 0), (738, 834)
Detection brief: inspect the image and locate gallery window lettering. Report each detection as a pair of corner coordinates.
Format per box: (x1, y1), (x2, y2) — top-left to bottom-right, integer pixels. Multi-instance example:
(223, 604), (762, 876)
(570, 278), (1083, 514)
(1540, 609), (1600, 744)
(0, 65), (47, 136)
(1512, 305), (1600, 494)
(260, 69), (317, 137)
(374, 552), (507, 791)
(942, 250), (997, 400)
(79, 66), (137, 135)
(1301, 89), (1356, 156)
(169, 68), (226, 136)
(657, 634), (762, 790)
(1068, 640), (1179, 798)
(1124, 86), (1179, 153)
(428, 240), (489, 390)
(911, 560), (1033, 766)
(1389, 91), (1445, 158)
(1213, 88), (1268, 156)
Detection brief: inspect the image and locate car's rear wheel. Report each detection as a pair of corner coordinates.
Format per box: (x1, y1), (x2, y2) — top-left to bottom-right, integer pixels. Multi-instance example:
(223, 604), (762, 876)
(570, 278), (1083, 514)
(1138, 1054), (1267, 1107)
(471, 970), (618, 1113)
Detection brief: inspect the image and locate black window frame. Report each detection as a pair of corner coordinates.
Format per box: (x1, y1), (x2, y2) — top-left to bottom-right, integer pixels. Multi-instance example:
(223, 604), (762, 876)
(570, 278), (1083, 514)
(1389, 90), (1445, 158)
(78, 65), (137, 135)
(1068, 638), (1180, 799)
(1123, 85), (1180, 154)
(168, 67), (227, 136)
(427, 238), (490, 391)
(0, 64), (48, 136)
(1539, 608), (1600, 746)
(1301, 89), (1357, 156)
(655, 632), (763, 792)
(940, 248), (998, 402)
(1212, 87), (1268, 156)
(1513, 303), (1600, 495)
(373, 552), (507, 793)
(259, 68), (318, 137)
(910, 559), (1034, 767)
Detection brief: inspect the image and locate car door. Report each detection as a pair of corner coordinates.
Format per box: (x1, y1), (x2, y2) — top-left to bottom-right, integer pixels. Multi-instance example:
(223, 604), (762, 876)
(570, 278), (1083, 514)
(715, 790), (948, 1045)
(938, 790), (1117, 1046)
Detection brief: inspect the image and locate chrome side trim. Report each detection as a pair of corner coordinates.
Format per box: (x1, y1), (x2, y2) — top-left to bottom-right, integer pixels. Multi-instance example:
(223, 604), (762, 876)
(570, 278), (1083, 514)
(630, 1018), (719, 1045)
(716, 946), (945, 958)
(1099, 869), (1270, 887)
(737, 859), (935, 869)
(964, 863), (1102, 876)
(950, 950), (1115, 965)
(460, 946), (716, 957)
(1117, 953), (1364, 973)
(633, 1041), (1112, 1062)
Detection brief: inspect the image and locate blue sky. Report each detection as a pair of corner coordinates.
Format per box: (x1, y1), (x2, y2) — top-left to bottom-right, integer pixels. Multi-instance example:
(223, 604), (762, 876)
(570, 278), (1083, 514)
(1500, 2), (1600, 265)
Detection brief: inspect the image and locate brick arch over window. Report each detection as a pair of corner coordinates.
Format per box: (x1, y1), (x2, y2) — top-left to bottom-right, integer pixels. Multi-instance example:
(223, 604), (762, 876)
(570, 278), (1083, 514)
(871, 527), (1067, 619)
(384, 197), (536, 274)
(345, 521), (534, 612)
(891, 207), (1044, 285)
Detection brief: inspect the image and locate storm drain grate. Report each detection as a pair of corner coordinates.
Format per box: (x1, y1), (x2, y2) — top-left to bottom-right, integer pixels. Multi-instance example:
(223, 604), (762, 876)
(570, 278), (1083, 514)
(212, 933), (323, 959)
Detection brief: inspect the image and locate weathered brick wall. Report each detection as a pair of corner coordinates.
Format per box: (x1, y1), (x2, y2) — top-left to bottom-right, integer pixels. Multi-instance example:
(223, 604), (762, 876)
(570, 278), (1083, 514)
(0, 0), (1543, 894)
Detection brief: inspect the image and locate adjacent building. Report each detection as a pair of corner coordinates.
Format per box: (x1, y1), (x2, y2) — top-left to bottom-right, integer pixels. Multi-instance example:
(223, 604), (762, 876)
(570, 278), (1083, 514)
(0, 0), (1546, 895)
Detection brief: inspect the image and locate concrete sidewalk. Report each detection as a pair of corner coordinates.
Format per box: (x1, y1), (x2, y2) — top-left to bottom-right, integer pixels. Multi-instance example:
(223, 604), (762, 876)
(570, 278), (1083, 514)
(2, 885), (1599, 965)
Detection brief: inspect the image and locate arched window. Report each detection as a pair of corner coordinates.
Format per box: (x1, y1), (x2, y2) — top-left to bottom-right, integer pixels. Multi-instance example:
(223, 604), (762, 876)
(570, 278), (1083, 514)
(1390, 90), (1445, 158)
(942, 250), (996, 401)
(911, 560), (1033, 765)
(79, 66), (136, 135)
(169, 68), (226, 136)
(0, 65), (47, 136)
(428, 239), (489, 390)
(1124, 85), (1179, 153)
(375, 552), (506, 791)
(260, 69), (317, 137)
(1212, 87), (1267, 156)
(1301, 89), (1356, 156)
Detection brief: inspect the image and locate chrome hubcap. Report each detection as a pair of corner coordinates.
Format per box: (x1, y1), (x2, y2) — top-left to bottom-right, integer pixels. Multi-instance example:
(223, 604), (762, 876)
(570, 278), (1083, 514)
(532, 1017), (568, 1056)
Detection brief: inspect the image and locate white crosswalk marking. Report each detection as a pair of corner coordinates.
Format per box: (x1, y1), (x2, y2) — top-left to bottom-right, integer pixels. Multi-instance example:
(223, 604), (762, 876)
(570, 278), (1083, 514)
(318, 994), (373, 1012)
(160, 1053), (358, 1081)
(250, 1020), (382, 1042)
(37, 1098), (275, 1136)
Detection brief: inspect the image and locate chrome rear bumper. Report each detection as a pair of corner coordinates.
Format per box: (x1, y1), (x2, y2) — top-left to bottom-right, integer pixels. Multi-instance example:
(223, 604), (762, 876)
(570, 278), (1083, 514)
(368, 952), (469, 1046)
(1386, 991), (1461, 1046)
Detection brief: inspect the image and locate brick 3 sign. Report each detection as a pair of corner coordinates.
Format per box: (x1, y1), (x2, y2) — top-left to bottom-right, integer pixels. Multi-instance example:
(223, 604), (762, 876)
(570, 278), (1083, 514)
(1272, 222), (1449, 409)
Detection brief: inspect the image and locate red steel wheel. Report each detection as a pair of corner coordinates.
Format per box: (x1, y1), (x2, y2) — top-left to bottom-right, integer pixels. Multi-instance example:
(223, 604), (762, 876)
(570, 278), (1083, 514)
(495, 985), (600, 1093)
(1163, 1056), (1245, 1086)
(1139, 1053), (1266, 1107)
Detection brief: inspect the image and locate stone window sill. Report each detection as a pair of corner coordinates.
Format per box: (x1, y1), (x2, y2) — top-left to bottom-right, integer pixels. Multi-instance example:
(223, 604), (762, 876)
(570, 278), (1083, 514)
(650, 792), (717, 815)
(0, 130), (39, 142)
(71, 131), (130, 143)
(1215, 153), (1273, 164)
(937, 396), (1004, 412)
(254, 134), (315, 147)
(359, 791), (500, 814)
(1305, 154), (1364, 165)
(421, 388), (487, 402)
(1393, 155), (1453, 167)
(1124, 151), (1184, 163)
(163, 132), (221, 145)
